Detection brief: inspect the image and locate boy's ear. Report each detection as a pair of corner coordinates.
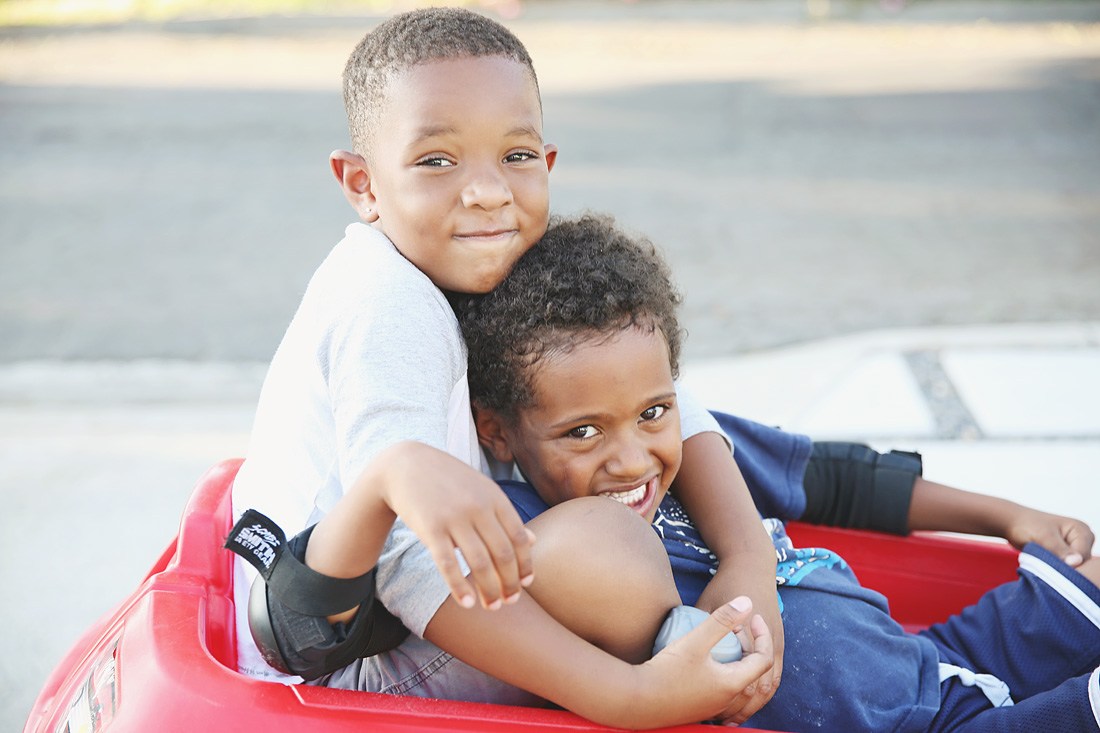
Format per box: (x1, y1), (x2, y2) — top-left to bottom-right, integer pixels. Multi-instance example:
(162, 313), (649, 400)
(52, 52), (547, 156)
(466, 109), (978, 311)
(330, 150), (379, 223)
(473, 405), (515, 463)
(543, 143), (558, 174)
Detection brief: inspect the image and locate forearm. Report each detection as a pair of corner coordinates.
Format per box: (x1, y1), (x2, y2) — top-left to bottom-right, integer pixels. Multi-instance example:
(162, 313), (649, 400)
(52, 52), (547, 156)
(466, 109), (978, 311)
(673, 432), (776, 613)
(907, 477), (1095, 564)
(692, 517), (775, 615)
(694, 554), (780, 682)
(305, 442), (418, 623)
(425, 596), (649, 728)
(305, 443), (403, 581)
(907, 477), (1023, 537)
(664, 431), (782, 721)
(801, 446), (1034, 538)
(425, 592), (776, 730)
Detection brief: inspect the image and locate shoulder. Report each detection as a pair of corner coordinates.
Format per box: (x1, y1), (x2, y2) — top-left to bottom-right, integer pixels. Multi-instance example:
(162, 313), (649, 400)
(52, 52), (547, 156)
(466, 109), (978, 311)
(316, 224), (454, 317)
(302, 224), (464, 364)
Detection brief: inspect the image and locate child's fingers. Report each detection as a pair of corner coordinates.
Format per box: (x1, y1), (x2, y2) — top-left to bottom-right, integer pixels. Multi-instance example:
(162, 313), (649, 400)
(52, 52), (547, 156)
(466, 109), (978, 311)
(467, 522), (522, 605)
(425, 498), (535, 611)
(677, 597), (754, 656)
(496, 504), (536, 588)
(712, 614), (777, 726)
(709, 597), (754, 636)
(732, 620), (755, 656)
(1063, 521), (1095, 566)
(1032, 519), (1093, 567)
(449, 524), (510, 610)
(716, 607), (773, 674)
(424, 536), (478, 610)
(468, 502), (536, 605)
(746, 613), (774, 664)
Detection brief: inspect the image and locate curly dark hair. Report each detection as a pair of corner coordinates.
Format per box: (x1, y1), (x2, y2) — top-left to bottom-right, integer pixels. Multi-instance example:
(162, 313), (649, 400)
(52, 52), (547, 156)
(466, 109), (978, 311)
(455, 213), (684, 420)
(342, 7), (539, 158)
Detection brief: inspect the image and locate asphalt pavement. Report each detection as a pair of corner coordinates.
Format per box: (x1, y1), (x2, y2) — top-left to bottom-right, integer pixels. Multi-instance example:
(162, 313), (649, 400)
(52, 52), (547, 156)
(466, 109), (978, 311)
(3, 1), (1099, 730)
(2, 0), (1099, 360)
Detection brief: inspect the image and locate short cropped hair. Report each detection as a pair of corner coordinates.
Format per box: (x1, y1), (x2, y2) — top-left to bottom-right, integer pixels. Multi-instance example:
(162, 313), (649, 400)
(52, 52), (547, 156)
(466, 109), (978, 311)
(456, 213), (684, 420)
(343, 7), (539, 157)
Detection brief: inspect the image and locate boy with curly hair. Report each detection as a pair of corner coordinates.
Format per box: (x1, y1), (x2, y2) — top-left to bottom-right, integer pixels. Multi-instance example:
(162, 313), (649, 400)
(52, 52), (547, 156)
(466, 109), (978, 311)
(458, 212), (1100, 731)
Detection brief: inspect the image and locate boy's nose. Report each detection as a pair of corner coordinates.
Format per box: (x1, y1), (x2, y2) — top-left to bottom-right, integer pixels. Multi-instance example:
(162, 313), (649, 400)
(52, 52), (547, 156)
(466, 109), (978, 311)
(605, 438), (650, 480)
(461, 166), (513, 210)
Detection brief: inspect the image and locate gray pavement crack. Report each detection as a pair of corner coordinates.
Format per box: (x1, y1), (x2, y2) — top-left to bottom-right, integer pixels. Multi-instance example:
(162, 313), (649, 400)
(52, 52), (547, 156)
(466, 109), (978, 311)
(904, 349), (984, 440)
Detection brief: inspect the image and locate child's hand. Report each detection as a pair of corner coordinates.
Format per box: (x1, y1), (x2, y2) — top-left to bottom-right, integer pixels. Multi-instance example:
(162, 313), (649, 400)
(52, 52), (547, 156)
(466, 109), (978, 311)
(640, 597), (774, 727)
(381, 442), (536, 610)
(1002, 506), (1095, 567)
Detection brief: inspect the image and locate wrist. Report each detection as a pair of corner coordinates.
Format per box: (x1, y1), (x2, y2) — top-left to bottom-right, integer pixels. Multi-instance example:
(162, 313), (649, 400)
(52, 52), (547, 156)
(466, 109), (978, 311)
(608, 665), (671, 730)
(956, 495), (1023, 539)
(909, 478), (1022, 539)
(581, 659), (678, 730)
(552, 659), (649, 729)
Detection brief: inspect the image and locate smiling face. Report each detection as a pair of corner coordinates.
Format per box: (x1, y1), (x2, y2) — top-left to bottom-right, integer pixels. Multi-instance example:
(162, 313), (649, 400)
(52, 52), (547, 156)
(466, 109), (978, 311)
(363, 55), (556, 294)
(484, 326), (683, 523)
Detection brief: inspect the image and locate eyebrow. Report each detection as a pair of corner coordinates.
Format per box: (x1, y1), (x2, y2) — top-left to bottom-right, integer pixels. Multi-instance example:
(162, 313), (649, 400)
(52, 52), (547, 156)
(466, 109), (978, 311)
(506, 124), (543, 141)
(410, 124), (457, 144)
(409, 124), (542, 147)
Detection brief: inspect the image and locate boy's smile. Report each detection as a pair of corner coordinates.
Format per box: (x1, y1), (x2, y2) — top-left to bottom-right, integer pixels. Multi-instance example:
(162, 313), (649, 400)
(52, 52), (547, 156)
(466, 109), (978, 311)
(360, 55), (556, 294)
(485, 326), (683, 523)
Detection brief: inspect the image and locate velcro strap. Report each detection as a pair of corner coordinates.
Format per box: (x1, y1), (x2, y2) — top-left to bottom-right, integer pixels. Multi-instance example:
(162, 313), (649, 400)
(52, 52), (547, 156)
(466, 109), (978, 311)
(225, 509), (373, 617)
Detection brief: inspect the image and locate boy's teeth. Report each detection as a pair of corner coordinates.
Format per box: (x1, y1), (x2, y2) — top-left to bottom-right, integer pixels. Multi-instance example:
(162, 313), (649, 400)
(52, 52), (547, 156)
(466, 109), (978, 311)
(606, 484), (646, 505)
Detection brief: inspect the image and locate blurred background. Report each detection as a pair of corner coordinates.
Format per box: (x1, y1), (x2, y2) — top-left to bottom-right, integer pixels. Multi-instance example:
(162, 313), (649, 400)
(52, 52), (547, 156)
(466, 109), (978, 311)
(3, 0), (1099, 362)
(2, 0), (1098, 729)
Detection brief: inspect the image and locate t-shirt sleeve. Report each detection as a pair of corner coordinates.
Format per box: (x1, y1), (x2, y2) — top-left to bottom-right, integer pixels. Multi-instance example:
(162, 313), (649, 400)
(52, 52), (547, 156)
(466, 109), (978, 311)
(707, 411), (812, 521)
(676, 381), (731, 451)
(323, 284), (461, 492)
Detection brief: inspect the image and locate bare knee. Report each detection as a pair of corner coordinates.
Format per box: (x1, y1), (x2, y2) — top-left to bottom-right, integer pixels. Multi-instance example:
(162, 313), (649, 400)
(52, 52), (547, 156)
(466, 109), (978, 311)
(525, 497), (679, 663)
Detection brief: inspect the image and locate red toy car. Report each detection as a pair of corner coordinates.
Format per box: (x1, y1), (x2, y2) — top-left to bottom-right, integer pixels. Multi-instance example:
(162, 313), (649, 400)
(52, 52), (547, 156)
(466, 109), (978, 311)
(25, 459), (1019, 733)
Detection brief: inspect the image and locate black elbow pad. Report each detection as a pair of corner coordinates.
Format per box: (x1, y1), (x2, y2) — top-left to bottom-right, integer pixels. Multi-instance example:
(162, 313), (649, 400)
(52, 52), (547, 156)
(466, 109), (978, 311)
(801, 442), (922, 535)
(227, 509), (410, 679)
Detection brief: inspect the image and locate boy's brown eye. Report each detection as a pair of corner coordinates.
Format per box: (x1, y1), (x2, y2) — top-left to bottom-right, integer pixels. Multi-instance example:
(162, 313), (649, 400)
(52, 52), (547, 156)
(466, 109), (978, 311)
(568, 425), (597, 439)
(640, 405), (668, 422)
(504, 150), (537, 163)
